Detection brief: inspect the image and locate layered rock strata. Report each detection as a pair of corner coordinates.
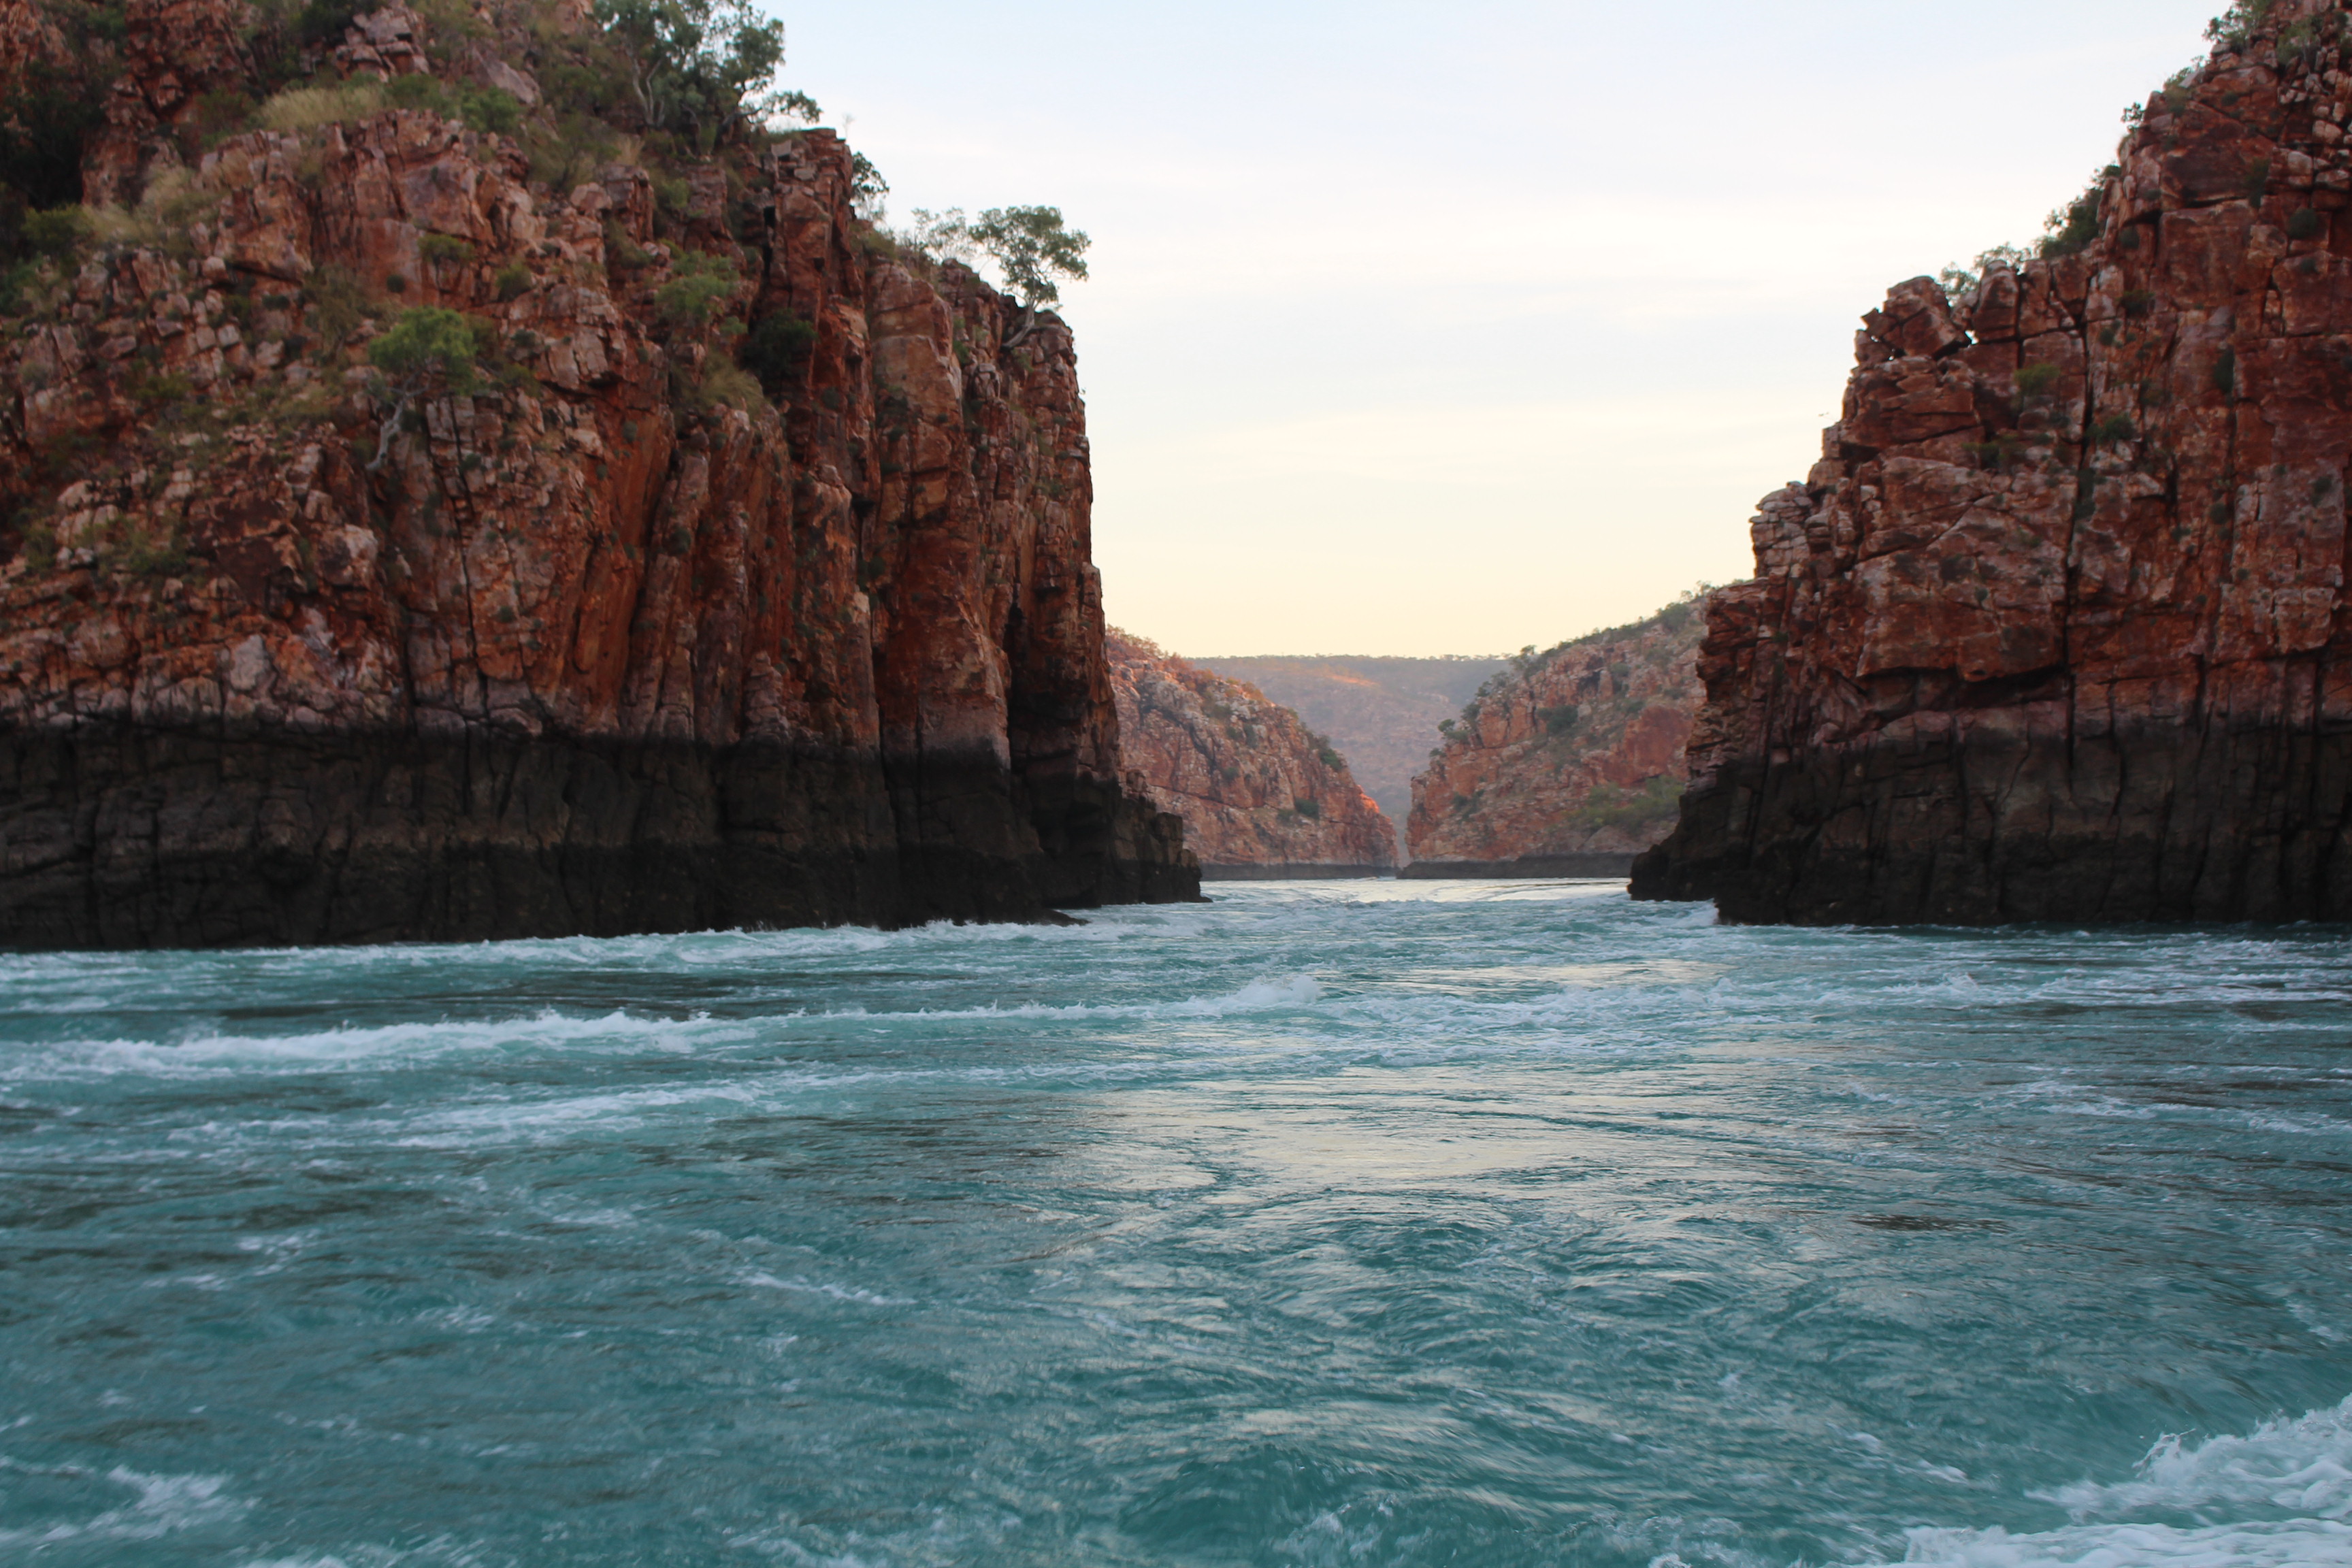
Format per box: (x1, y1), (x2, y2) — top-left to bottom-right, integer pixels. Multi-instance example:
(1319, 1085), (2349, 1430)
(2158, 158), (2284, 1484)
(1107, 630), (1396, 874)
(0, 0), (1194, 948)
(1635, 0), (2352, 924)
(1406, 599), (1703, 877)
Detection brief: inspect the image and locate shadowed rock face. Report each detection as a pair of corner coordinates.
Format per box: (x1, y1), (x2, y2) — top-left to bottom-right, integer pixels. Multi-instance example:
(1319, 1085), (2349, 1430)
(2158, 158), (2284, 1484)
(1635, 0), (2352, 925)
(0, 0), (1194, 947)
(1408, 600), (1704, 865)
(1107, 630), (1396, 870)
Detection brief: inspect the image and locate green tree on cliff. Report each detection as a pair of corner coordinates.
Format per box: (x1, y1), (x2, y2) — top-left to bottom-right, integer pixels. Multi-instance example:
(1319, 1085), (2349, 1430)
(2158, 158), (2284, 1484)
(364, 308), (488, 471)
(905, 205), (1090, 343)
(967, 207), (1090, 308)
(591, 0), (800, 146)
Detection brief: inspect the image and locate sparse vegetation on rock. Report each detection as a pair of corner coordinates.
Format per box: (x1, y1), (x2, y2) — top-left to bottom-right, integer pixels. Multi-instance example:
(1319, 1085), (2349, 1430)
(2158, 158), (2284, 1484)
(1407, 592), (1708, 864)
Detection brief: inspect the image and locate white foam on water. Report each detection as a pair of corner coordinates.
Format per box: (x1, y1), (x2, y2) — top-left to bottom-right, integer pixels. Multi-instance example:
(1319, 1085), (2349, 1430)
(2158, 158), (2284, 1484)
(0, 1464), (246, 1547)
(740, 1271), (916, 1307)
(0, 1007), (742, 1082)
(1860, 1396), (2352, 1567)
(1882, 1519), (2352, 1566)
(2040, 1395), (2352, 1522)
(2, 973), (1348, 1088)
(395, 1074), (783, 1139)
(808, 972), (1326, 1023)
(235, 1540), (493, 1568)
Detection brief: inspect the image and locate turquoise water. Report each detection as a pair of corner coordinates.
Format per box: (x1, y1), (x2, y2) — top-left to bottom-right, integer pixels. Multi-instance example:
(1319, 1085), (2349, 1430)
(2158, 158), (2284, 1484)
(5, 881), (2352, 1567)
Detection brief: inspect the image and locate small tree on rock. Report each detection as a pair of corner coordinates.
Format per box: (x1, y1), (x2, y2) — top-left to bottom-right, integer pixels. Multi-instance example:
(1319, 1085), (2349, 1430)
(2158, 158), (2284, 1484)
(968, 206), (1089, 308)
(904, 203), (1089, 344)
(365, 306), (487, 471)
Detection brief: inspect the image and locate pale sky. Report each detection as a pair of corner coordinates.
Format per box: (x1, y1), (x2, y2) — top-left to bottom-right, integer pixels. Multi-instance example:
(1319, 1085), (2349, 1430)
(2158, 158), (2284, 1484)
(781, 1), (2223, 655)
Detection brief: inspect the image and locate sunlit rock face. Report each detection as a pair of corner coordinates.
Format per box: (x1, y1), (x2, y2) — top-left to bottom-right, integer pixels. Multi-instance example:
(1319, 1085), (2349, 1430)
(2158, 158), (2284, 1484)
(0, 0), (1194, 947)
(1406, 601), (1704, 870)
(1637, 0), (2352, 926)
(1107, 630), (1396, 873)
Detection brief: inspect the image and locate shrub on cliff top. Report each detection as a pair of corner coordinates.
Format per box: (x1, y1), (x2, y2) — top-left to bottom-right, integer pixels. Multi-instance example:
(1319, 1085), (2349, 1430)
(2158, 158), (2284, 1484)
(2208, 0), (2275, 51)
(902, 206), (1090, 310)
(1938, 244), (2029, 305)
(969, 207), (1088, 309)
(850, 152), (889, 222)
(593, 0), (786, 146)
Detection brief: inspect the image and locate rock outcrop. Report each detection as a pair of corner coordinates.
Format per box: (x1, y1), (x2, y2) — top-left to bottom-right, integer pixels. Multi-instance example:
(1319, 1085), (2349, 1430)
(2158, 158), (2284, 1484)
(1635, 0), (2352, 924)
(0, 0), (1195, 949)
(1107, 630), (1396, 873)
(1407, 598), (1703, 874)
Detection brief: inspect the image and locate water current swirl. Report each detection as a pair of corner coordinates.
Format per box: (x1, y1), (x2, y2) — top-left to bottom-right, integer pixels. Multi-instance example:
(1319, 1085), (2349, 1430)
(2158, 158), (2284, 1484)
(3, 880), (2351, 1566)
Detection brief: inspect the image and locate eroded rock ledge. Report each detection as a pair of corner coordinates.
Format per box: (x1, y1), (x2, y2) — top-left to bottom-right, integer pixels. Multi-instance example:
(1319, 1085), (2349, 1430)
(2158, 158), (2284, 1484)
(1635, 0), (2352, 924)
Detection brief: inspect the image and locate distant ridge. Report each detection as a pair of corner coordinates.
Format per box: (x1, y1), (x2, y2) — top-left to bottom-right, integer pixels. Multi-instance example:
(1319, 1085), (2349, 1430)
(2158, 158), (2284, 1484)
(1194, 656), (1509, 832)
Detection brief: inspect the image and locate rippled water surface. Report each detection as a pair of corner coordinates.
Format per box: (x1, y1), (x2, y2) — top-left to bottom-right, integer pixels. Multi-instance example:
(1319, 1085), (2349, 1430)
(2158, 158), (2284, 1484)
(6, 881), (2352, 1566)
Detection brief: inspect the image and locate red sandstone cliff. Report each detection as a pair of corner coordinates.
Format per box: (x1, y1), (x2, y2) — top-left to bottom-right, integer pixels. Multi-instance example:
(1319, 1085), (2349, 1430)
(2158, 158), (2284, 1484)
(0, 0), (1194, 947)
(1407, 599), (1703, 867)
(1634, 0), (2352, 924)
(1107, 630), (1396, 870)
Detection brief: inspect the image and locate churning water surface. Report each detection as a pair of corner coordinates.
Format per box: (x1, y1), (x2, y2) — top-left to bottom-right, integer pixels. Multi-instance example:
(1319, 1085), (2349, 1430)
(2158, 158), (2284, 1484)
(4, 880), (2352, 1567)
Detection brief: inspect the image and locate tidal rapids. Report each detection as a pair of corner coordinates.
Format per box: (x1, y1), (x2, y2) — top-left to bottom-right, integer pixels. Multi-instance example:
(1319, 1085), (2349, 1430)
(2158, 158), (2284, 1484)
(4, 881), (2351, 1567)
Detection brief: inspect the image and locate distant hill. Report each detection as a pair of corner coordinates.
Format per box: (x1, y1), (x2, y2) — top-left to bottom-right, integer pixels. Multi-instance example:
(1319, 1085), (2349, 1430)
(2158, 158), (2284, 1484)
(1192, 657), (1509, 833)
(1408, 598), (1706, 865)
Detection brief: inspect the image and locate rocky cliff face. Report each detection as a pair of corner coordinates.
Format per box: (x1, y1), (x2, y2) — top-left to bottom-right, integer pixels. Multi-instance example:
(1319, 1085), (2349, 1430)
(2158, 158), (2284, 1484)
(0, 0), (1194, 948)
(1635, 0), (2352, 924)
(1408, 600), (1703, 864)
(1107, 630), (1396, 869)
